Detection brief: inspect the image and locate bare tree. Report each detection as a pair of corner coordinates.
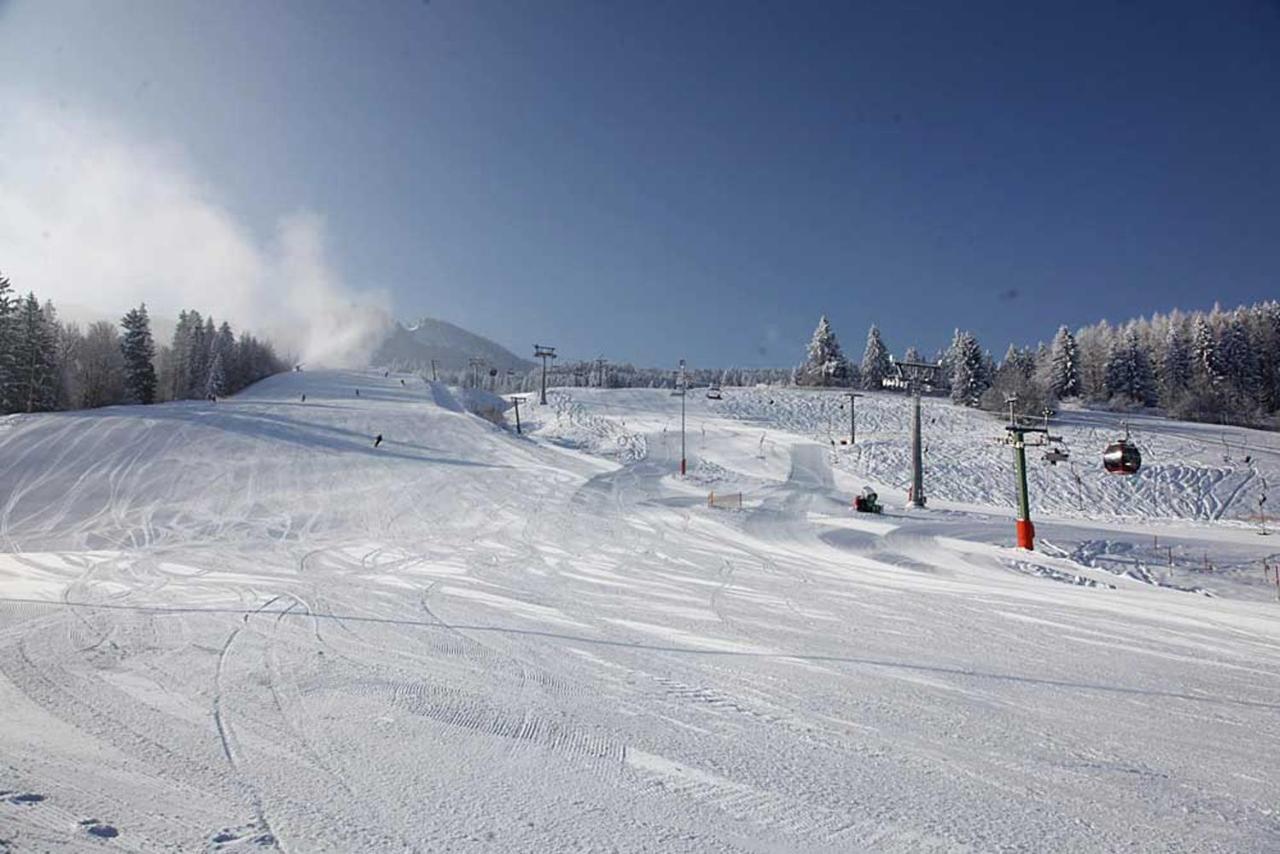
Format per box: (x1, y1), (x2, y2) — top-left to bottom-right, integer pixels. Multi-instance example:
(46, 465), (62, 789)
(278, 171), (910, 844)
(76, 321), (126, 408)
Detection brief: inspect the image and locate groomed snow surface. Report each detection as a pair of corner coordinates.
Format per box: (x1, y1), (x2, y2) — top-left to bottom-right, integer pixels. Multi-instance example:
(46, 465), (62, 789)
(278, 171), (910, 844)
(2, 370), (1278, 852)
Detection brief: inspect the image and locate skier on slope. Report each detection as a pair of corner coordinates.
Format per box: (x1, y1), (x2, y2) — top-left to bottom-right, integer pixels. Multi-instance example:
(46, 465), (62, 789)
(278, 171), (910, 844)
(373, 434), (383, 448)
(301, 394), (306, 402)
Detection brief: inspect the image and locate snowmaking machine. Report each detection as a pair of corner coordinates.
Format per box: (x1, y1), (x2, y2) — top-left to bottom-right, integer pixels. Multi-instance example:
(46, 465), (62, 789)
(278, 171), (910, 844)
(853, 486), (882, 514)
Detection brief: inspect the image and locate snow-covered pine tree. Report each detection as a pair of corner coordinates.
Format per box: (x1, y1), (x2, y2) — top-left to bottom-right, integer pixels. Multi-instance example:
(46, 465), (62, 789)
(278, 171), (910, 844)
(1159, 318), (1192, 406)
(797, 315), (852, 387)
(935, 336), (956, 391)
(233, 331), (254, 391)
(120, 303), (158, 404)
(0, 271), (17, 413)
(38, 300), (71, 410)
(1191, 315), (1221, 387)
(11, 293), (60, 413)
(943, 328), (965, 374)
(212, 321), (237, 390)
(184, 311), (209, 399)
(1104, 324), (1156, 406)
(167, 311), (193, 399)
(903, 346), (922, 364)
(860, 324), (891, 390)
(205, 352), (226, 398)
(1002, 344), (1036, 380)
(1103, 335), (1128, 401)
(1076, 320), (1114, 401)
(1032, 341), (1052, 390)
(199, 316), (216, 392)
(1048, 325), (1080, 398)
(1250, 301), (1280, 412)
(1219, 309), (1260, 409)
(949, 330), (988, 406)
(982, 344), (1050, 414)
(229, 332), (285, 391)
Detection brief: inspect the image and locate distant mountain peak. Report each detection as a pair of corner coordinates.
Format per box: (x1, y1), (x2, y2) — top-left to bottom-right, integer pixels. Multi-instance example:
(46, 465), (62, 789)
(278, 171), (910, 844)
(372, 316), (533, 375)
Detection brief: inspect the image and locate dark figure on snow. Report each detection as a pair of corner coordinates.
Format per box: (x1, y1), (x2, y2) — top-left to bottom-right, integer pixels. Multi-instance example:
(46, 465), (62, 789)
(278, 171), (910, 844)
(400, 379), (405, 386)
(301, 394), (306, 403)
(384, 371), (389, 378)
(373, 434), (383, 448)
(355, 388), (360, 397)
(208, 394), (217, 404)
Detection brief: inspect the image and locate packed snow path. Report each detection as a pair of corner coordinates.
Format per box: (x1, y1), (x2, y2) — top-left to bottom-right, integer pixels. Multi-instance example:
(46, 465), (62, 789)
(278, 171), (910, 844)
(1, 371), (1278, 852)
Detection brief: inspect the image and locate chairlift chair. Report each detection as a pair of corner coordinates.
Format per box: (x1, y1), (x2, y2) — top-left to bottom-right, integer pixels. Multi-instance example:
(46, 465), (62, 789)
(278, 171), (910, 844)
(1043, 447), (1070, 465)
(1037, 409), (1069, 465)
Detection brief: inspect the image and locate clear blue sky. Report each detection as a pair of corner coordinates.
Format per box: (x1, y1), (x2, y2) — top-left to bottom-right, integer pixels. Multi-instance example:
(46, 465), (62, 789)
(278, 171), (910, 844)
(2, 0), (1278, 367)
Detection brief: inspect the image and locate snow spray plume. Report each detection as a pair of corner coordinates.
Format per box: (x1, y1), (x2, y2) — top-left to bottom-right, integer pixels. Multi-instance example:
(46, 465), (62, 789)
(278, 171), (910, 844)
(0, 96), (392, 367)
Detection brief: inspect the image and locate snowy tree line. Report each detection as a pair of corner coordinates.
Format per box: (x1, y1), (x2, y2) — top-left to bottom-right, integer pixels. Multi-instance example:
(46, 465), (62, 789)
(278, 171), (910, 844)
(959, 304), (1280, 428)
(444, 360), (793, 393)
(157, 309), (287, 404)
(437, 358), (788, 394)
(791, 303), (1280, 429)
(0, 270), (287, 414)
(389, 303), (1278, 432)
(534, 361), (791, 391)
(793, 316), (910, 393)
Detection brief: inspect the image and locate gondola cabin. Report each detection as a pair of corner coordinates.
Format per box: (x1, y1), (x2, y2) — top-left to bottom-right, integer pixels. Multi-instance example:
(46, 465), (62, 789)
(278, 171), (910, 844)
(1102, 439), (1142, 475)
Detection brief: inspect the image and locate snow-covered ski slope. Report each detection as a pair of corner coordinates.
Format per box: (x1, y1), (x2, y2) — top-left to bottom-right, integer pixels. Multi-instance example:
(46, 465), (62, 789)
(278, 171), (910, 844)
(2, 370), (1279, 852)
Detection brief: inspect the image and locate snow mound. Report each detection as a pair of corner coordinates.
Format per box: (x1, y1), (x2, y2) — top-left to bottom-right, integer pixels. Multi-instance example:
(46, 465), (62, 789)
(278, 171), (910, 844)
(455, 387), (512, 425)
(531, 391), (647, 463)
(426, 380), (464, 412)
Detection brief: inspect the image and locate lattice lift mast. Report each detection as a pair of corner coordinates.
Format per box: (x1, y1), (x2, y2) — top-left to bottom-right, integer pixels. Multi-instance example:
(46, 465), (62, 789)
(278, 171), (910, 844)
(892, 359), (941, 509)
